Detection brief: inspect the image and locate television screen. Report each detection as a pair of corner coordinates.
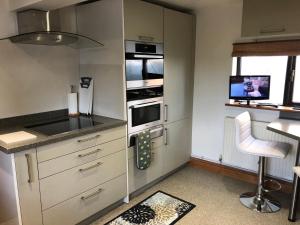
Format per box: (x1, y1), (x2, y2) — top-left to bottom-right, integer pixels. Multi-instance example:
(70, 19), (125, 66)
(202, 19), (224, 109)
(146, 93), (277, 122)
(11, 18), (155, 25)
(229, 75), (271, 100)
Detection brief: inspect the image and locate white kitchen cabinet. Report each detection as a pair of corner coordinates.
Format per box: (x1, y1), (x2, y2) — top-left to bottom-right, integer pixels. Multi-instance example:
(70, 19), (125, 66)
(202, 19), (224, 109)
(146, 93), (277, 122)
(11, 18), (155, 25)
(242, 0), (300, 37)
(13, 149), (43, 225)
(2, 126), (126, 225)
(124, 0), (163, 43)
(164, 8), (195, 124)
(163, 119), (190, 174)
(10, 0), (86, 11)
(42, 174), (127, 225)
(128, 137), (164, 193)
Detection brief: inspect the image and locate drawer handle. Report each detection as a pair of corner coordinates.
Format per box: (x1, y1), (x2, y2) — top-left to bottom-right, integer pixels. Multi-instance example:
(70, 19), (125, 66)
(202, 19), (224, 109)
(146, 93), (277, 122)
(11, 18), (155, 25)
(81, 188), (103, 200)
(77, 134), (101, 143)
(25, 154), (33, 183)
(78, 149), (102, 158)
(79, 162), (102, 172)
(138, 35), (154, 42)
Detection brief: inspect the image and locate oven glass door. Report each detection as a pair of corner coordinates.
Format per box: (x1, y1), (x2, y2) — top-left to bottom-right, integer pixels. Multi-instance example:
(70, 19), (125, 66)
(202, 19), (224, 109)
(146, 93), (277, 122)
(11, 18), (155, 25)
(131, 103), (161, 127)
(125, 57), (163, 81)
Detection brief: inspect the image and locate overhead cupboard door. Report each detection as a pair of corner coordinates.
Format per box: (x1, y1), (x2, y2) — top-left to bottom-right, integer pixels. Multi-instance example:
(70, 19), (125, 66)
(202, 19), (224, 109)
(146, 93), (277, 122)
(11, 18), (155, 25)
(164, 8), (194, 124)
(242, 0), (300, 37)
(124, 0), (163, 43)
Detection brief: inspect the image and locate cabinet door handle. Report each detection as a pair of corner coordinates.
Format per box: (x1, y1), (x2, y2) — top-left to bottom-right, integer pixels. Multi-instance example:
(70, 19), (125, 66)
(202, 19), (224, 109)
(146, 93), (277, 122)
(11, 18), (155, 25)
(25, 154), (33, 183)
(138, 35), (154, 42)
(164, 128), (168, 146)
(78, 149), (102, 158)
(77, 134), (100, 143)
(164, 104), (168, 122)
(260, 27), (286, 34)
(81, 188), (103, 200)
(79, 162), (102, 172)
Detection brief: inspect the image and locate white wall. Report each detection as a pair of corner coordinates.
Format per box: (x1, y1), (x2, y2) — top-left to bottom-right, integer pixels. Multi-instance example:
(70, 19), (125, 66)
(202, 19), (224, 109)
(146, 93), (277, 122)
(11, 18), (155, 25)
(0, 0), (79, 119)
(191, 2), (243, 162)
(77, 0), (126, 120)
(191, 1), (284, 163)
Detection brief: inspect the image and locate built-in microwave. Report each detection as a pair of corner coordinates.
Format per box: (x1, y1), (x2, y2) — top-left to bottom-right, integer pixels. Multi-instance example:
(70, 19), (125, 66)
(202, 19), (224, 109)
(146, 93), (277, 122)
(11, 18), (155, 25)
(127, 97), (163, 134)
(125, 41), (164, 89)
(127, 86), (164, 134)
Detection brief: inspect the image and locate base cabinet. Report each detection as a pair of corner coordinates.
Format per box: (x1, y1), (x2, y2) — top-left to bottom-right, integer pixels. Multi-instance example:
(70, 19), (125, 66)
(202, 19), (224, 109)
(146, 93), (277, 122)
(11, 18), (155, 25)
(128, 137), (164, 193)
(11, 126), (126, 225)
(42, 174), (127, 225)
(14, 149), (43, 225)
(163, 119), (190, 174)
(128, 119), (191, 193)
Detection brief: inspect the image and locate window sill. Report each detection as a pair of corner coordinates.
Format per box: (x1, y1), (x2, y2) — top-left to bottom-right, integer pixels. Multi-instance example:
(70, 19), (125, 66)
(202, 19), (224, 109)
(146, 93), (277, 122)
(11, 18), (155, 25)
(225, 103), (300, 113)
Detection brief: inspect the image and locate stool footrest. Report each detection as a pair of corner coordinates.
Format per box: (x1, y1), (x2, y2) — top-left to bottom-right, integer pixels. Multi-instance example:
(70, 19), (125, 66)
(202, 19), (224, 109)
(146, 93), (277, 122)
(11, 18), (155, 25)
(262, 179), (282, 193)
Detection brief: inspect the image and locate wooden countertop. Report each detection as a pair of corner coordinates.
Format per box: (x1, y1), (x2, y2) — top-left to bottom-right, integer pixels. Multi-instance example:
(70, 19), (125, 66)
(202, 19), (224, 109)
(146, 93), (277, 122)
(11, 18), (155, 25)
(225, 103), (300, 113)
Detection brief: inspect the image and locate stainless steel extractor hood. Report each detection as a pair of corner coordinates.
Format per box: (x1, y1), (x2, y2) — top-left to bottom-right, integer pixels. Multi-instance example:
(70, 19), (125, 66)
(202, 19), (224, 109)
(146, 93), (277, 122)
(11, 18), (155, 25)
(1, 8), (103, 49)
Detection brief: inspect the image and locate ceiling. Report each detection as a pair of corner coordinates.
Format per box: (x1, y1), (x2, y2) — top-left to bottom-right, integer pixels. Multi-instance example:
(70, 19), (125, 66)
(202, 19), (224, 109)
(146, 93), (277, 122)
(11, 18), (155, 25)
(147, 0), (242, 12)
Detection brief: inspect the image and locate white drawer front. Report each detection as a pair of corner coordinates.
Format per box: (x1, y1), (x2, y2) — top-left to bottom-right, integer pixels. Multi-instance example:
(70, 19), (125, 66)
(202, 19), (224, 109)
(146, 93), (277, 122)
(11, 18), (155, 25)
(42, 174), (126, 225)
(39, 137), (126, 179)
(37, 126), (125, 163)
(40, 150), (126, 210)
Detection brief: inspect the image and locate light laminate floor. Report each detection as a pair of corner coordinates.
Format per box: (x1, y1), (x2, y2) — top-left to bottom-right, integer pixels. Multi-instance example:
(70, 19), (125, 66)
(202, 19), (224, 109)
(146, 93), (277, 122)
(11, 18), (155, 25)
(92, 166), (300, 225)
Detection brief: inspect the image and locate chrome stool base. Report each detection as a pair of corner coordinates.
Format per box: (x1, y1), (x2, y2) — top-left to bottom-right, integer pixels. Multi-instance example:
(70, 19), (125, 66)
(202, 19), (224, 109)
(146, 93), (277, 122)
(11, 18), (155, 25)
(240, 192), (281, 213)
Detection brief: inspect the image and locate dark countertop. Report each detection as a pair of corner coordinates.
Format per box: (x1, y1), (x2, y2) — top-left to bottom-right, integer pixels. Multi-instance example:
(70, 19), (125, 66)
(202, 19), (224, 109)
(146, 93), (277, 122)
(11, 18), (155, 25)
(0, 114), (127, 154)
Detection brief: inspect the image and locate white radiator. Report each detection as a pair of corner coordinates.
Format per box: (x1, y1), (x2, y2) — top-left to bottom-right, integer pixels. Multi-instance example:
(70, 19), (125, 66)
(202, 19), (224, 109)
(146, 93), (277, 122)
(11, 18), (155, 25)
(223, 117), (298, 181)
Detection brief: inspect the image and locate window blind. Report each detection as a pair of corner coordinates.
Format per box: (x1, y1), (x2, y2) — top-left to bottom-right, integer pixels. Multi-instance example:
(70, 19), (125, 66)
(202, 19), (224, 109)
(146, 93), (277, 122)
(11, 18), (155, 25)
(232, 40), (300, 57)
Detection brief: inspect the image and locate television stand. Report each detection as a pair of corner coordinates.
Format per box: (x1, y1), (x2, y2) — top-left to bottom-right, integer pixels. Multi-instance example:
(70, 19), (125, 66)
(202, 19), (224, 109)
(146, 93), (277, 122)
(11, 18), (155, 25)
(238, 100), (251, 106)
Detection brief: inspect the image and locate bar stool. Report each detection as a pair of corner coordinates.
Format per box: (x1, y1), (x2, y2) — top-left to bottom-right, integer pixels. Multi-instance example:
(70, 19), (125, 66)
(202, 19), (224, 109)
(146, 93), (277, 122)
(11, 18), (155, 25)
(235, 111), (290, 213)
(294, 167), (300, 177)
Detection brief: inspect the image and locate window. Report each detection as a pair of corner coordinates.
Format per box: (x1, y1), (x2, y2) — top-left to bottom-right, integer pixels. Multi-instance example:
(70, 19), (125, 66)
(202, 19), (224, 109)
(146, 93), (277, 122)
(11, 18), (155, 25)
(232, 56), (288, 104)
(292, 57), (300, 104)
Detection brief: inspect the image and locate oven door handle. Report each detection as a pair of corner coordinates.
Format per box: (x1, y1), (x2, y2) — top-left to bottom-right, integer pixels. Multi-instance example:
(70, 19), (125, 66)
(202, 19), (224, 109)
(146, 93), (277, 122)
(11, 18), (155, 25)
(130, 101), (162, 109)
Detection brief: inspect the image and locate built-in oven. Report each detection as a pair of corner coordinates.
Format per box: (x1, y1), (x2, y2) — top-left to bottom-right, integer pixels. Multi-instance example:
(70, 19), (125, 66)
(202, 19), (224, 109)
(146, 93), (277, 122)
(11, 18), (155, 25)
(125, 41), (164, 89)
(127, 86), (164, 134)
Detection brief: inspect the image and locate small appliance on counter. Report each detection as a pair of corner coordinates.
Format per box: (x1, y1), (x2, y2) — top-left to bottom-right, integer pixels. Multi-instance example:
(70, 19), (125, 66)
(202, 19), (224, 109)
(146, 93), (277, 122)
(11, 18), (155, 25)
(79, 77), (94, 115)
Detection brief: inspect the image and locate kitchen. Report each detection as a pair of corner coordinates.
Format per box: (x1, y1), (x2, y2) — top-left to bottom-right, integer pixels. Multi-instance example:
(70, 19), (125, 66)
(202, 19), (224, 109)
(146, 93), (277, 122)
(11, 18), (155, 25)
(1, 0), (300, 225)
(0, 0), (194, 224)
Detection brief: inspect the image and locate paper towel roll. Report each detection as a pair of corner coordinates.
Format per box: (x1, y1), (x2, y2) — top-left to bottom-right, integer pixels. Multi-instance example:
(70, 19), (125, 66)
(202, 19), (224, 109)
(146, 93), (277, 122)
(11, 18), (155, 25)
(68, 93), (78, 116)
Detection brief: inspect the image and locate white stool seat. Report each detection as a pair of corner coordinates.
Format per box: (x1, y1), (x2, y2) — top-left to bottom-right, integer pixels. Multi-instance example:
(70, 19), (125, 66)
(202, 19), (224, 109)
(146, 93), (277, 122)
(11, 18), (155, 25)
(235, 111), (290, 159)
(239, 138), (290, 159)
(293, 167), (300, 177)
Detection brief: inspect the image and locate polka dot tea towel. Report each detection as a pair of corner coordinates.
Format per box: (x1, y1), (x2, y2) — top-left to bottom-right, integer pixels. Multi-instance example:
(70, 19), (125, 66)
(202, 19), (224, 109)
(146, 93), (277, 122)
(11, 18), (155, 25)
(135, 130), (151, 170)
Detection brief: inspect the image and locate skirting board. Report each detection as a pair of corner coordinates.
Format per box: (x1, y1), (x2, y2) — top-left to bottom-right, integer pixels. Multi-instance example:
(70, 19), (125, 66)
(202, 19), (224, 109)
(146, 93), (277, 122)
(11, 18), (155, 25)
(188, 157), (293, 193)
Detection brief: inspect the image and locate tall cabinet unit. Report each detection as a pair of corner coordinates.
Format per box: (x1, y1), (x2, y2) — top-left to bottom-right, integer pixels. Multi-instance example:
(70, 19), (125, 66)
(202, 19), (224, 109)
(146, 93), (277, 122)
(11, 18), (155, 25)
(124, 0), (195, 194)
(163, 8), (195, 172)
(164, 9), (195, 124)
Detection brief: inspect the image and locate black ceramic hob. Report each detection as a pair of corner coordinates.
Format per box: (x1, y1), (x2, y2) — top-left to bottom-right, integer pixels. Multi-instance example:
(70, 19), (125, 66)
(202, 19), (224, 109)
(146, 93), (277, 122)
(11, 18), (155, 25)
(25, 116), (102, 136)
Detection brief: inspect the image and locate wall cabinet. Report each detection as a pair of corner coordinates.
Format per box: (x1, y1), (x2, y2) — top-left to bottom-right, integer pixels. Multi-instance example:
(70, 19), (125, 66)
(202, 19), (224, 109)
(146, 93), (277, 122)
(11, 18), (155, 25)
(124, 0), (163, 43)
(164, 8), (194, 124)
(242, 0), (300, 37)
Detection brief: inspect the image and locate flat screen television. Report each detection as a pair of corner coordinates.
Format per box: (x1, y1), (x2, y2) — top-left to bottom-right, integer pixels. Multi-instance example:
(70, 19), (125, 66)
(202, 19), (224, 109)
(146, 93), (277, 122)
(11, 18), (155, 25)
(229, 75), (271, 102)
